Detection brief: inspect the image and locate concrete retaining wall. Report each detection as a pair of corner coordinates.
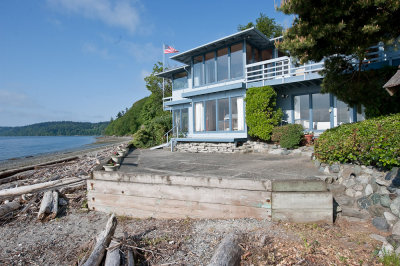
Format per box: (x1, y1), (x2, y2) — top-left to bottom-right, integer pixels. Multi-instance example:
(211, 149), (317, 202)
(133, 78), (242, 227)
(88, 171), (332, 223)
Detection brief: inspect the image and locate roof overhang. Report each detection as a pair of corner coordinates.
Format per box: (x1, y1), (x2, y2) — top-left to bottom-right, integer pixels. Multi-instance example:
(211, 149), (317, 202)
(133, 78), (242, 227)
(383, 66), (400, 96)
(170, 27), (276, 64)
(155, 65), (189, 79)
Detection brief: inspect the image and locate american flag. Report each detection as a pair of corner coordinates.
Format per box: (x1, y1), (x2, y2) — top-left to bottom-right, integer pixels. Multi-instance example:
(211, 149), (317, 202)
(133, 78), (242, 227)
(164, 45), (179, 54)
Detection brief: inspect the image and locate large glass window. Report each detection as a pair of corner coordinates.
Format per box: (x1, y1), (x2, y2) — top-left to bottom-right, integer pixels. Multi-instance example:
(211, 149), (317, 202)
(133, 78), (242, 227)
(194, 102), (204, 132)
(217, 48), (228, 82)
(312, 93), (331, 130)
(261, 49), (273, 61)
(253, 48), (260, 63)
(205, 52), (216, 84)
(172, 72), (187, 90)
(230, 43), (243, 79)
(294, 95), (310, 129)
(182, 108), (188, 133)
(205, 100), (216, 131)
(246, 44), (252, 64)
(193, 56), (203, 87)
(173, 110), (181, 136)
(217, 98), (229, 131)
(231, 97), (244, 131)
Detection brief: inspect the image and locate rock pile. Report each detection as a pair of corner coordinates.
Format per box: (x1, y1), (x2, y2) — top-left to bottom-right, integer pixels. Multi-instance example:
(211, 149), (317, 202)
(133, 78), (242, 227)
(174, 141), (314, 157)
(318, 161), (400, 254)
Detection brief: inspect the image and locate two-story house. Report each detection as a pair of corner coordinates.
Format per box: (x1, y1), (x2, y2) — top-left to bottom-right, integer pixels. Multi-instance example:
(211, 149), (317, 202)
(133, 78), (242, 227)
(157, 27), (400, 145)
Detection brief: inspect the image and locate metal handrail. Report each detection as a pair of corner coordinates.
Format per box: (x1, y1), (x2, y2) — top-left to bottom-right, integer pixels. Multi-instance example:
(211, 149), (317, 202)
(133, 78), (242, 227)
(164, 125), (177, 144)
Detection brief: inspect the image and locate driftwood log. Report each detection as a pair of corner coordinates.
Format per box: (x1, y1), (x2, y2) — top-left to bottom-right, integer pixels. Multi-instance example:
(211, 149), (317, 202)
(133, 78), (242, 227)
(50, 191), (59, 219)
(104, 240), (121, 266)
(83, 213), (118, 266)
(0, 156), (79, 179)
(0, 170), (36, 185)
(38, 190), (59, 220)
(0, 199), (20, 218)
(208, 233), (243, 266)
(127, 248), (135, 266)
(0, 177), (83, 201)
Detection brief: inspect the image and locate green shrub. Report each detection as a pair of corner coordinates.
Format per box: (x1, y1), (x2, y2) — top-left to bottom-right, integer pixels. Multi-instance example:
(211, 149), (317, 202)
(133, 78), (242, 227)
(132, 113), (172, 148)
(314, 113), (400, 169)
(278, 124), (304, 149)
(245, 86), (283, 141)
(272, 124), (304, 143)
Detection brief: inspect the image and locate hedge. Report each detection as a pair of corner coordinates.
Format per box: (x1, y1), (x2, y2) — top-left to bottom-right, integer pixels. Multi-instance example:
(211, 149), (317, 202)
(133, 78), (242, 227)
(314, 113), (400, 169)
(245, 86), (283, 141)
(271, 124), (304, 143)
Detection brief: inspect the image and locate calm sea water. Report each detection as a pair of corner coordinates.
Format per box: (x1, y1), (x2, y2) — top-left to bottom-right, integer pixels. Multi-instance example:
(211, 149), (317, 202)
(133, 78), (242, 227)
(0, 136), (97, 161)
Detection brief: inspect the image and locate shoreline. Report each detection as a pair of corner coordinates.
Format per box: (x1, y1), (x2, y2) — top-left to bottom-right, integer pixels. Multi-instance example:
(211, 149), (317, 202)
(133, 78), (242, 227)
(0, 136), (131, 172)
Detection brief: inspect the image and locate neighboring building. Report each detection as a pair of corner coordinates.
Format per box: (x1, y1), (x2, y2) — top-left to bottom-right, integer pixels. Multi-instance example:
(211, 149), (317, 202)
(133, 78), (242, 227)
(157, 27), (400, 143)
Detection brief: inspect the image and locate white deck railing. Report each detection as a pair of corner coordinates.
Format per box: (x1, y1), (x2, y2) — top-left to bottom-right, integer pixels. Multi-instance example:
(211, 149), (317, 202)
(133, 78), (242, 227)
(163, 96), (172, 110)
(245, 56), (324, 83)
(246, 43), (400, 84)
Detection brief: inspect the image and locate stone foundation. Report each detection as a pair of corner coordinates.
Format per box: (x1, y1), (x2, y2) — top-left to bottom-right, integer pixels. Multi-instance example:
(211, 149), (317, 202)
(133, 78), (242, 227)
(174, 141), (314, 157)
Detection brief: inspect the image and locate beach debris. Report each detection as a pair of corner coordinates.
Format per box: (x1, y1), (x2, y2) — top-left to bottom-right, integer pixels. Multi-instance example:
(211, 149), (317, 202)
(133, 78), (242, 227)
(81, 213), (118, 266)
(104, 240), (121, 266)
(0, 177), (84, 201)
(208, 233), (244, 266)
(0, 199), (20, 218)
(38, 190), (59, 220)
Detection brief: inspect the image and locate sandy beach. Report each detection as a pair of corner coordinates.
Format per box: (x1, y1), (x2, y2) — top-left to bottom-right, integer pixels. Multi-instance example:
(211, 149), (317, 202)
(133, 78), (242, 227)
(0, 136), (131, 172)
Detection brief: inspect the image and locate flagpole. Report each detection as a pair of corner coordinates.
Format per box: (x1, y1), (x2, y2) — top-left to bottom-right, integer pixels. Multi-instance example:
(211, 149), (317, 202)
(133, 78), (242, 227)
(162, 43), (165, 107)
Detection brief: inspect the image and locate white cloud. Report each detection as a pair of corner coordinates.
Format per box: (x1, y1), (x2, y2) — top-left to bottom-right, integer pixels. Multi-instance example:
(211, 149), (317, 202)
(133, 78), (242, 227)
(0, 90), (39, 108)
(47, 0), (140, 33)
(82, 42), (113, 59)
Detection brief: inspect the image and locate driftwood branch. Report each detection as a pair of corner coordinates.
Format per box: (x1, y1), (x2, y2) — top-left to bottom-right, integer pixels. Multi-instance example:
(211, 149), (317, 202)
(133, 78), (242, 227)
(104, 240), (121, 266)
(0, 199), (20, 218)
(0, 177), (84, 201)
(38, 190), (59, 220)
(0, 156), (78, 179)
(208, 233), (243, 266)
(82, 213), (118, 266)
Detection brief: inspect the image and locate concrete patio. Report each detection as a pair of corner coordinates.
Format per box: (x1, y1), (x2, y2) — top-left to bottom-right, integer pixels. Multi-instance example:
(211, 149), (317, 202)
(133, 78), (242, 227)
(118, 149), (322, 180)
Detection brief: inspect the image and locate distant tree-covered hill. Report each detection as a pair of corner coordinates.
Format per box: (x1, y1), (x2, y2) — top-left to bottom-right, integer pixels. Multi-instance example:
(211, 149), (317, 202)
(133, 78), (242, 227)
(0, 121), (109, 136)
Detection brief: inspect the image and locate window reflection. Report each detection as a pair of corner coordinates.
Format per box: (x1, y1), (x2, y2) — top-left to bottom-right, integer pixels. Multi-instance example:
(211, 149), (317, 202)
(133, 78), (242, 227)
(205, 100), (216, 131)
(230, 43), (243, 79)
(205, 52), (215, 84)
(193, 55), (203, 87)
(217, 48), (228, 81)
(217, 98), (229, 131)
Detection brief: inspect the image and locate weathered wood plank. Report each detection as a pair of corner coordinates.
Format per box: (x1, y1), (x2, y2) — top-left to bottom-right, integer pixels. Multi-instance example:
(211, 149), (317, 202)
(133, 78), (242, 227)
(272, 192), (332, 223)
(91, 172), (272, 191)
(88, 192), (271, 219)
(272, 209), (333, 223)
(272, 180), (327, 192)
(87, 179), (271, 208)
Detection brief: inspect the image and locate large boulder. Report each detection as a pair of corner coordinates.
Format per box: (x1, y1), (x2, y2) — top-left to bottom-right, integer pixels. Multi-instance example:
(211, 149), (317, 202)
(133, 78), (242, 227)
(372, 217), (390, 231)
(392, 220), (400, 236)
(384, 212), (398, 226)
(381, 195), (392, 208)
(390, 197), (400, 217)
(386, 167), (400, 181)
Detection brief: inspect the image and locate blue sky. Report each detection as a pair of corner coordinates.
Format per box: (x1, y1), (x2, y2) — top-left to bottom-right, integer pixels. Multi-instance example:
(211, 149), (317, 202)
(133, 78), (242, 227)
(0, 0), (292, 127)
